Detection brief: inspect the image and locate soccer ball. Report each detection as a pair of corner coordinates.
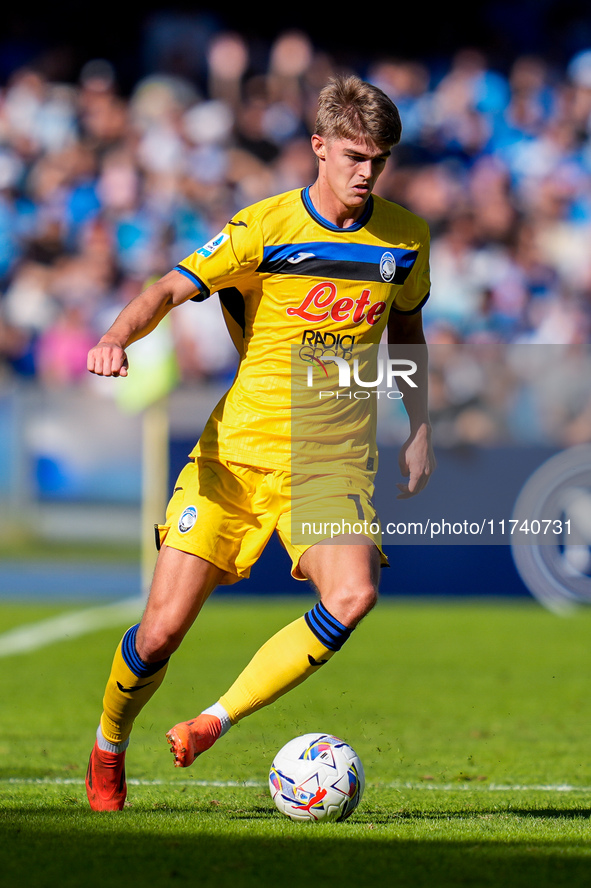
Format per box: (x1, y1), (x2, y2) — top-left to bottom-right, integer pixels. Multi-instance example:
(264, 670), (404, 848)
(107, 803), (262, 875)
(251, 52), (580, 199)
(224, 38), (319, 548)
(269, 732), (365, 822)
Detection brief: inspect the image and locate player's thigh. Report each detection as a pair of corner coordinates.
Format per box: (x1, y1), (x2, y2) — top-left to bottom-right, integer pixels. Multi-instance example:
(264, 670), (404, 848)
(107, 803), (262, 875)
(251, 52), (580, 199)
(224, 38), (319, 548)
(278, 471), (387, 581)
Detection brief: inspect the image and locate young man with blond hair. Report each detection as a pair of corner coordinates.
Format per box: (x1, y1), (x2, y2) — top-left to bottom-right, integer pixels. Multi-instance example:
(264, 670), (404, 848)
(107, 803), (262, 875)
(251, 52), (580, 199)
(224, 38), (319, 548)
(85, 74), (435, 810)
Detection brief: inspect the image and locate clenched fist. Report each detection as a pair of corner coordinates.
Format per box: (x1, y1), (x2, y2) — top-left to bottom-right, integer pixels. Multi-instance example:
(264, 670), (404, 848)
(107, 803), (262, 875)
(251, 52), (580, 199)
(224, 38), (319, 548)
(87, 341), (129, 377)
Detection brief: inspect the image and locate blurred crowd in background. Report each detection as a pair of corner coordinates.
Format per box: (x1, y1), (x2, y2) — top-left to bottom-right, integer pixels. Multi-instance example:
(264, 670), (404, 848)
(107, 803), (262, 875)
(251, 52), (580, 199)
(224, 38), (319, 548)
(1, 23), (591, 446)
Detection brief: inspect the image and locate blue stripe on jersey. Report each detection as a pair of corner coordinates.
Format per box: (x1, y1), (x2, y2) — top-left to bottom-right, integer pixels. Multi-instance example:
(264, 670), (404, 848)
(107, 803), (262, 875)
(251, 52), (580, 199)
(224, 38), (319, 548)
(258, 241), (418, 285)
(260, 241), (417, 269)
(121, 624), (170, 677)
(304, 602), (352, 651)
(174, 264), (210, 301)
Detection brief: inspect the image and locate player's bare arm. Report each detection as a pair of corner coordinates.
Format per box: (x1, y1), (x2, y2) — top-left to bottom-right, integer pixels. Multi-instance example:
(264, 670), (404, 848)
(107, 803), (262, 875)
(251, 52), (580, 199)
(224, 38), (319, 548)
(388, 309), (436, 498)
(87, 270), (198, 377)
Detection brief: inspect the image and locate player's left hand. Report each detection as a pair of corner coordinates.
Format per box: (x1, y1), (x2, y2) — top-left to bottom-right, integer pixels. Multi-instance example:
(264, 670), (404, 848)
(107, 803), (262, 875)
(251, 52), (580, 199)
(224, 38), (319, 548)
(397, 423), (436, 499)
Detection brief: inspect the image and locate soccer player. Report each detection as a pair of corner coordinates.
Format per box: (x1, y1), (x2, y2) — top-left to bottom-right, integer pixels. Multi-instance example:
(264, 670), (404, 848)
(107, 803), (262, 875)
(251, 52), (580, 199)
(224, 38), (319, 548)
(84, 74), (435, 810)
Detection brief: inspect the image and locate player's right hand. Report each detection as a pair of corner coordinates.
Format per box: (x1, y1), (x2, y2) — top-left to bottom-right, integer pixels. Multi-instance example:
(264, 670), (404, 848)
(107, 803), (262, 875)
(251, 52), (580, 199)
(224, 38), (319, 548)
(87, 341), (129, 377)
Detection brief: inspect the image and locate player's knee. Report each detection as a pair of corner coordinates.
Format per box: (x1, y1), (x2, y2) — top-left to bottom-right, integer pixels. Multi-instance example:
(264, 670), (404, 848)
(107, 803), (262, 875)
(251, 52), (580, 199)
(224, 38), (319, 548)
(351, 583), (379, 623)
(323, 582), (378, 628)
(135, 624), (184, 662)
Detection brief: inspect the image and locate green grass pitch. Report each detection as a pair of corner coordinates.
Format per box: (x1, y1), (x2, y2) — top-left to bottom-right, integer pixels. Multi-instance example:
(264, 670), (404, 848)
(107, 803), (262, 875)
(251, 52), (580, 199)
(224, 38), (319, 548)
(1, 595), (591, 887)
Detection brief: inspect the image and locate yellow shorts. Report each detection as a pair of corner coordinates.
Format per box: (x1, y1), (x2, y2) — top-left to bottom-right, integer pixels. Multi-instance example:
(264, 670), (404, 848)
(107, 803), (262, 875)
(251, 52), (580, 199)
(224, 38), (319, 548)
(156, 454), (388, 581)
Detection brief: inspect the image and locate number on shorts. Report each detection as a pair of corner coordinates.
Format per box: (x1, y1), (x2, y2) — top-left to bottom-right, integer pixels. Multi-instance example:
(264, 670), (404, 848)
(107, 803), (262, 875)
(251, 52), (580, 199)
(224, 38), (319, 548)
(347, 493), (364, 520)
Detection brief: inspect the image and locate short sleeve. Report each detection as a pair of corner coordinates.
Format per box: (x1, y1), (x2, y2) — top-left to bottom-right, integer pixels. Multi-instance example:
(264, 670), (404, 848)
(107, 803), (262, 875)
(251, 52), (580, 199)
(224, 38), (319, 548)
(390, 222), (431, 315)
(175, 213), (263, 299)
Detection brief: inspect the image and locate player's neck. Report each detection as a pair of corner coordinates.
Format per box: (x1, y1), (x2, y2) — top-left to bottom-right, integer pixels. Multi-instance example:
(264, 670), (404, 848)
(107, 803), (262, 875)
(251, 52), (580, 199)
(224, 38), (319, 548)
(307, 181), (367, 229)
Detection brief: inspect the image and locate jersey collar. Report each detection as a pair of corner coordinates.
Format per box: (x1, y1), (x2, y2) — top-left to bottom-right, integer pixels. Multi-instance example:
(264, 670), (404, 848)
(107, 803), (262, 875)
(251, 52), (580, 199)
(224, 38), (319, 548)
(301, 185), (374, 232)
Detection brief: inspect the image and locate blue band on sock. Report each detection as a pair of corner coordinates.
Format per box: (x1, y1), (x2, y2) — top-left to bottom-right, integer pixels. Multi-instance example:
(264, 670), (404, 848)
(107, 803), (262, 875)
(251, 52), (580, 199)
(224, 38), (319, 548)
(121, 624), (169, 678)
(304, 602), (352, 652)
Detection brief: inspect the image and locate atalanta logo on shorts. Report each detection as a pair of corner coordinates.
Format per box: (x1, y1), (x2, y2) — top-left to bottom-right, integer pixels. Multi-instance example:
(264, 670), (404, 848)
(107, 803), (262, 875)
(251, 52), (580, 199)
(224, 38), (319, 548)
(380, 251), (396, 282)
(178, 505), (198, 533)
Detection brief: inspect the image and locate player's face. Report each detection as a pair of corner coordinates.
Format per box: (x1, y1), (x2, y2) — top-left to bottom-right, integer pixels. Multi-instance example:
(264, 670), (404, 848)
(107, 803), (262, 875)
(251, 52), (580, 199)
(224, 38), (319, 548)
(311, 134), (391, 223)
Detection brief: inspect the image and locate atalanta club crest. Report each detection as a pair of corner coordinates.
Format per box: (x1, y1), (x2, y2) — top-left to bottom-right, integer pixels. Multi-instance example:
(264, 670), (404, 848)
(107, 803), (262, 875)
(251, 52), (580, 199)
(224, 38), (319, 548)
(178, 505), (198, 533)
(380, 251), (396, 282)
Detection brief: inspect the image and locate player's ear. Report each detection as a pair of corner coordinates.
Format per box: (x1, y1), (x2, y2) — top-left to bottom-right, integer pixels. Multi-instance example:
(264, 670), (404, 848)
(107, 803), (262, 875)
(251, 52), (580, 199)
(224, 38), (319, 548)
(311, 134), (326, 161)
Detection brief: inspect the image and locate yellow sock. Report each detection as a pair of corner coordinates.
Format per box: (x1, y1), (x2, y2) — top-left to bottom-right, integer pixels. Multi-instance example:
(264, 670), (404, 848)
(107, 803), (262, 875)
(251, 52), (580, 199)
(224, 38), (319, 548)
(219, 602), (351, 724)
(100, 625), (169, 746)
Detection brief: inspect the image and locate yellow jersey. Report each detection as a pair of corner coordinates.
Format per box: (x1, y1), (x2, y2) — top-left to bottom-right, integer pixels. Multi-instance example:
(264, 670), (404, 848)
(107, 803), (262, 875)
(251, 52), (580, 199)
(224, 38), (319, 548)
(175, 186), (430, 474)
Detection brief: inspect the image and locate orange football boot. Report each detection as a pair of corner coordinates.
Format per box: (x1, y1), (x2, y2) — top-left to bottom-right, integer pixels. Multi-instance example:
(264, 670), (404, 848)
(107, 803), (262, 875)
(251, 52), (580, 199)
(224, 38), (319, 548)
(85, 740), (127, 811)
(165, 714), (222, 767)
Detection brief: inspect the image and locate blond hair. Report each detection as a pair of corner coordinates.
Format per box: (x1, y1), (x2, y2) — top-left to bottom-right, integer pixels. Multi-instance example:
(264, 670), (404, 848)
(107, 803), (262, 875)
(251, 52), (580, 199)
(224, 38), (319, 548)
(315, 74), (402, 149)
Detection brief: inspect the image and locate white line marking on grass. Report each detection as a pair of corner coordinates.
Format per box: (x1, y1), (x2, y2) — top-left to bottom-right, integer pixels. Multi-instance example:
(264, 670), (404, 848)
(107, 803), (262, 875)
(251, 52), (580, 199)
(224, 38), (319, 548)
(0, 597), (143, 657)
(1, 777), (266, 788)
(3, 778), (591, 792)
(388, 782), (591, 792)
